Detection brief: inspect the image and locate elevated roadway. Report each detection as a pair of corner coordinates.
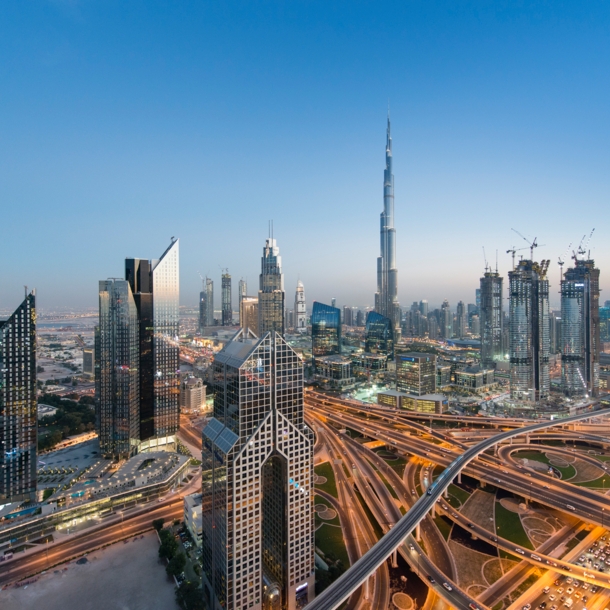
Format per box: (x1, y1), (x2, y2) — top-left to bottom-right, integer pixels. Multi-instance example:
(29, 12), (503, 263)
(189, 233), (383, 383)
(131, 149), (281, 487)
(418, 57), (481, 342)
(306, 405), (610, 610)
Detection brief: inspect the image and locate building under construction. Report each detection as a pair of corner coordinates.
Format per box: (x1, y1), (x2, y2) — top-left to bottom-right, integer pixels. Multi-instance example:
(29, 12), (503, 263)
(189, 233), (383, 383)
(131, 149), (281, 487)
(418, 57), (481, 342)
(480, 269), (504, 368)
(509, 258), (550, 402)
(561, 257), (600, 398)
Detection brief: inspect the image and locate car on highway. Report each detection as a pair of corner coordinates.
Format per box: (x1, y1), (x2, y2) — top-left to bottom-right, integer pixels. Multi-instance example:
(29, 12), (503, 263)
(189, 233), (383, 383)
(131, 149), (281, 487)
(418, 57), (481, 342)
(549, 595), (556, 601)
(427, 575), (436, 584)
(522, 604), (531, 610)
(515, 548), (525, 555)
(442, 582), (452, 591)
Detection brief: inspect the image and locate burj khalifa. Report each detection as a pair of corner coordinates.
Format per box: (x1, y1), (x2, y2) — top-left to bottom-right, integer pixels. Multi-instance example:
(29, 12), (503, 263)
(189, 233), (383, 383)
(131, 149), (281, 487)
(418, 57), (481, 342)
(375, 115), (401, 340)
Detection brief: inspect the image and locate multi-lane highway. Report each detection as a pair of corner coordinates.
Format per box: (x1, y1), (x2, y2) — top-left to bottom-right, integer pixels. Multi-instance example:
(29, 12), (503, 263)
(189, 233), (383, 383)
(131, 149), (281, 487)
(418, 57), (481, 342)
(306, 401), (610, 610)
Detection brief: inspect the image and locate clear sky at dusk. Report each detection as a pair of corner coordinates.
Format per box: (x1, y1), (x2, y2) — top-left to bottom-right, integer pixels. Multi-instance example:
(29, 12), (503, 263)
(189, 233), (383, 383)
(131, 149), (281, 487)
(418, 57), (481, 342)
(1, 1), (609, 312)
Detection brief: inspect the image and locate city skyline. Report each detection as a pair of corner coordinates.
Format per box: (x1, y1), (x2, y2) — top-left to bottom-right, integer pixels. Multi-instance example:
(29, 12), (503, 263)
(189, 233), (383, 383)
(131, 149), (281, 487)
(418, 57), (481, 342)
(1, 3), (610, 310)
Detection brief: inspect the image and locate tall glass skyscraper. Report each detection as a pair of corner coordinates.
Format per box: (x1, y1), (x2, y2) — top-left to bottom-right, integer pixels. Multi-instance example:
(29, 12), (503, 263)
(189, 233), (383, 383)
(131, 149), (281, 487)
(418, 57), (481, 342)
(98, 279), (140, 458)
(509, 259), (550, 402)
(294, 281), (307, 333)
(201, 330), (314, 610)
(98, 239), (180, 458)
(364, 311), (394, 358)
(0, 291), (37, 503)
(480, 270), (504, 368)
(561, 258), (600, 397)
(311, 301), (341, 364)
(374, 116), (401, 340)
(258, 238), (285, 335)
(222, 271), (232, 326)
(200, 276), (214, 330)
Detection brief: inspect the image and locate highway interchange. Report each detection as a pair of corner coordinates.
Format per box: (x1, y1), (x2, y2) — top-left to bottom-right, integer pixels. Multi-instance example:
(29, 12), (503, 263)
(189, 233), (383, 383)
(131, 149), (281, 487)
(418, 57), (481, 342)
(306, 390), (610, 610)
(2, 389), (610, 610)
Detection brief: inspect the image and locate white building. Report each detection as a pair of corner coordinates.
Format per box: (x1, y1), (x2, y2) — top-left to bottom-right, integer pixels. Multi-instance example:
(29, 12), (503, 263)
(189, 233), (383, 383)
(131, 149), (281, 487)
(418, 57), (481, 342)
(294, 280), (307, 333)
(184, 492), (203, 547)
(180, 376), (206, 410)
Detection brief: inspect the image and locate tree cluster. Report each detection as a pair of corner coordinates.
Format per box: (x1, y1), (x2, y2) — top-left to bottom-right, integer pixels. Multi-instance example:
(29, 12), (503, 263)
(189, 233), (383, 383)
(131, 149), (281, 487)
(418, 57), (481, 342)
(37, 393), (96, 451)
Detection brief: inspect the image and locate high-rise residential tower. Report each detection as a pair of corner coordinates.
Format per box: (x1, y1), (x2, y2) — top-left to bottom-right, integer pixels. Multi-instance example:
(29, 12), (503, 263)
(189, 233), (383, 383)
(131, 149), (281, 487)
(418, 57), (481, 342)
(294, 281), (307, 333)
(199, 289), (206, 333)
(240, 296), (259, 335)
(456, 301), (467, 339)
(561, 257), (600, 397)
(311, 302), (341, 363)
(206, 277), (215, 326)
(440, 300), (453, 339)
(509, 258), (550, 402)
(238, 278), (247, 320)
(98, 240), (180, 458)
(0, 291), (37, 503)
(375, 116), (401, 341)
(258, 238), (285, 335)
(201, 330), (314, 610)
(480, 269), (504, 368)
(222, 271), (232, 326)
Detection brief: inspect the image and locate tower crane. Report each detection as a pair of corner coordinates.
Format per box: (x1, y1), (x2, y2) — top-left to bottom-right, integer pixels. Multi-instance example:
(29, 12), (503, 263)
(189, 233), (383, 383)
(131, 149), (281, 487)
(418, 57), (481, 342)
(482, 247), (489, 272)
(557, 243), (572, 284)
(577, 228), (595, 258)
(506, 246), (528, 270)
(511, 229), (545, 260)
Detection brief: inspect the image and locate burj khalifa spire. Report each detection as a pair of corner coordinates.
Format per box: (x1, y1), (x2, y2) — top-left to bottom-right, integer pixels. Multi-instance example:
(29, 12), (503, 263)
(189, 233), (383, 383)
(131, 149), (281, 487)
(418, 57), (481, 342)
(375, 114), (401, 339)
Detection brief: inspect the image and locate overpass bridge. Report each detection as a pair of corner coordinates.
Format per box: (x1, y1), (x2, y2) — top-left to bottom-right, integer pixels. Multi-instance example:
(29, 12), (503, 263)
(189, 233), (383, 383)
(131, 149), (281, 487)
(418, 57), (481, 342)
(306, 406), (610, 610)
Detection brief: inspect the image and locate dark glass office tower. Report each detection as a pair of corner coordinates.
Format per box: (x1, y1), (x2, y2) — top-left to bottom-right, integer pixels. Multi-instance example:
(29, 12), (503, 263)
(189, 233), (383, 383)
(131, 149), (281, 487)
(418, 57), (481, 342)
(364, 311), (394, 358)
(561, 258), (600, 397)
(258, 238), (285, 335)
(199, 290), (206, 333)
(201, 330), (314, 610)
(480, 270), (504, 368)
(98, 239), (179, 458)
(98, 280), (140, 458)
(222, 272), (232, 326)
(509, 259), (550, 402)
(311, 302), (341, 369)
(0, 291), (37, 503)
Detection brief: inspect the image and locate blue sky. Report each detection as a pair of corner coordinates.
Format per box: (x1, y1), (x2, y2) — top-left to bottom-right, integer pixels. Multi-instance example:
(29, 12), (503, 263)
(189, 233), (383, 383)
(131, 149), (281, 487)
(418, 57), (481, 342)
(1, 1), (609, 312)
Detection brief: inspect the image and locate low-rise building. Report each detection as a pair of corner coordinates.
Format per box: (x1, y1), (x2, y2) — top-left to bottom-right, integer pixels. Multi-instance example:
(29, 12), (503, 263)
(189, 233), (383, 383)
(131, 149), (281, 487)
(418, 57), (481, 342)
(454, 365), (495, 389)
(436, 364), (451, 388)
(314, 354), (354, 389)
(184, 492), (202, 548)
(180, 376), (206, 410)
(377, 390), (447, 414)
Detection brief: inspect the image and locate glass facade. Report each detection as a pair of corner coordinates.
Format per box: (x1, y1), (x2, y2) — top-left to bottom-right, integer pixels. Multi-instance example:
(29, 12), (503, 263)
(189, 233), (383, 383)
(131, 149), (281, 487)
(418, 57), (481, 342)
(311, 302), (341, 366)
(98, 240), (179, 458)
(480, 271), (504, 367)
(509, 259), (550, 401)
(98, 280), (140, 458)
(364, 311), (394, 358)
(601, 306), (610, 343)
(222, 272), (232, 326)
(151, 240), (180, 443)
(0, 292), (37, 503)
(561, 259), (600, 397)
(258, 238), (285, 335)
(395, 351), (436, 396)
(201, 331), (314, 610)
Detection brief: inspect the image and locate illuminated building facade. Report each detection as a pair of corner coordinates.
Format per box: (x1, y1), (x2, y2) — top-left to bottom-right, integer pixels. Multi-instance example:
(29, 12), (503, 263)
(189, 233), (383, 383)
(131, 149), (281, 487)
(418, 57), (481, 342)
(395, 351), (436, 396)
(258, 238), (285, 335)
(364, 311), (394, 358)
(201, 330), (314, 610)
(480, 270), (504, 368)
(561, 258), (600, 397)
(311, 302), (341, 372)
(374, 116), (401, 340)
(509, 258), (550, 402)
(0, 291), (37, 503)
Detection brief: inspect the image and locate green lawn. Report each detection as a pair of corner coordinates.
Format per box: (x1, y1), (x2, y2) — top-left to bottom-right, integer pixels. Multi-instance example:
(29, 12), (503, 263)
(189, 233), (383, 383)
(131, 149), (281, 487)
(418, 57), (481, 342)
(495, 501), (533, 550)
(513, 450), (575, 480)
(315, 462), (338, 498)
(314, 495), (341, 527)
(574, 474), (610, 489)
(448, 483), (471, 507)
(315, 523), (350, 567)
(433, 515), (453, 541)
